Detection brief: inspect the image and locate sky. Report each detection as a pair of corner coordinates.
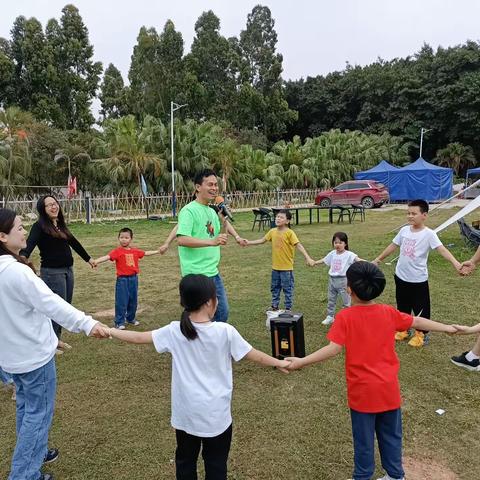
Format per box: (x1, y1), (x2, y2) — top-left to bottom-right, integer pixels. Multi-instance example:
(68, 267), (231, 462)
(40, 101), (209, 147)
(1, 0), (479, 82)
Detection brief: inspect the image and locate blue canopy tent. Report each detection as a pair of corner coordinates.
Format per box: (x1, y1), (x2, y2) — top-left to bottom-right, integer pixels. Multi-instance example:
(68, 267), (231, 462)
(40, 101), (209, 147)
(354, 160), (400, 189)
(465, 167), (480, 199)
(388, 158), (453, 202)
(466, 167), (480, 180)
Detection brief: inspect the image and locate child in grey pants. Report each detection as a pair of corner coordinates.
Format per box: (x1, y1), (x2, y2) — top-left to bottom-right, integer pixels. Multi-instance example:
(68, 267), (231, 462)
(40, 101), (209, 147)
(314, 232), (360, 325)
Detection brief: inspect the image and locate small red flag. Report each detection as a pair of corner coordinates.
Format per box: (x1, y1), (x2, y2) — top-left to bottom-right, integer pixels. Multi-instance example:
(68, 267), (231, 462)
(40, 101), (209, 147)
(67, 175), (77, 198)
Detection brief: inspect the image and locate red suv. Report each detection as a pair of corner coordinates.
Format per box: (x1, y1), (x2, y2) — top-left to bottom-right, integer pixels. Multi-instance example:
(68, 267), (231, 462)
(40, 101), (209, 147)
(314, 180), (389, 209)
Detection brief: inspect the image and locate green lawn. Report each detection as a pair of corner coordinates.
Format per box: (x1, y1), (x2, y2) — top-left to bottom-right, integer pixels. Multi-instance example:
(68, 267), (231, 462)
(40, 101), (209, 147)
(1, 208), (479, 479)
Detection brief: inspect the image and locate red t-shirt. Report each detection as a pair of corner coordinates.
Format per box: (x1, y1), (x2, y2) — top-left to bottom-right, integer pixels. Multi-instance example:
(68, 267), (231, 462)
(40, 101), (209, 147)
(327, 304), (413, 413)
(108, 247), (145, 276)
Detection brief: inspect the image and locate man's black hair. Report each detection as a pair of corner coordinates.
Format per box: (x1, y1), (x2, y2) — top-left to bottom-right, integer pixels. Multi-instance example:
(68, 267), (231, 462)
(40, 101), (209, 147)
(194, 169), (217, 186)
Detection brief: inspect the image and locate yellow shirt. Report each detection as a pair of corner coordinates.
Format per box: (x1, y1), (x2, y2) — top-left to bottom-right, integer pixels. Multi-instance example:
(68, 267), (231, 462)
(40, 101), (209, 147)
(264, 228), (299, 271)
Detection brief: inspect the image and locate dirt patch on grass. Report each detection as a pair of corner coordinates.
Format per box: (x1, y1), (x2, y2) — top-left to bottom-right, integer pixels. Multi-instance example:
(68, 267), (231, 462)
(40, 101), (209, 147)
(403, 456), (458, 480)
(92, 306), (146, 318)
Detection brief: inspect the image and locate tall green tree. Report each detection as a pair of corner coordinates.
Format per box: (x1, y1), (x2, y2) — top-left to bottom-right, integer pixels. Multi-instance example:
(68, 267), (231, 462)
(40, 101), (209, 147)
(186, 11), (239, 120)
(99, 63), (128, 120)
(0, 39), (14, 107)
(128, 20), (188, 122)
(236, 5), (296, 139)
(46, 5), (102, 129)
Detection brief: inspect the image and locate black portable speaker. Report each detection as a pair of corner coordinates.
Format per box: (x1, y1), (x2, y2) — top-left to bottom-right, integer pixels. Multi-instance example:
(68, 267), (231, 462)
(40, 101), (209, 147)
(270, 312), (305, 359)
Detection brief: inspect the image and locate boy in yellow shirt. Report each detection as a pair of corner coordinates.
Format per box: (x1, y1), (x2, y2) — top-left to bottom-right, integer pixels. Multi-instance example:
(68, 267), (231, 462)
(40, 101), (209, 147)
(246, 209), (315, 311)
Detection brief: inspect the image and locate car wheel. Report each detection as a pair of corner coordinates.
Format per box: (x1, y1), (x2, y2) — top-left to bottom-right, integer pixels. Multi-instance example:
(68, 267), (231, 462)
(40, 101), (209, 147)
(361, 196), (374, 209)
(320, 198), (331, 207)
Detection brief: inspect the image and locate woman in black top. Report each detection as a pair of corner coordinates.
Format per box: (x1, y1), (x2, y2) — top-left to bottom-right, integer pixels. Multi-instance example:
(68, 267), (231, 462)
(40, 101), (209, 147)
(21, 195), (95, 340)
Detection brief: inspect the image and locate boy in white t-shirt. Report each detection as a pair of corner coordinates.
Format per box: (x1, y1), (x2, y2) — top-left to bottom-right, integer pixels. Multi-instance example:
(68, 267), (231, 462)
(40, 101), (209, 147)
(109, 274), (289, 480)
(314, 232), (361, 325)
(373, 199), (462, 347)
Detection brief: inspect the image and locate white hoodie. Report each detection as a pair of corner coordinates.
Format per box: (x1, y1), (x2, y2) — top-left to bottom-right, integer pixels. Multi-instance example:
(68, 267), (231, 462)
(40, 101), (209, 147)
(0, 255), (98, 374)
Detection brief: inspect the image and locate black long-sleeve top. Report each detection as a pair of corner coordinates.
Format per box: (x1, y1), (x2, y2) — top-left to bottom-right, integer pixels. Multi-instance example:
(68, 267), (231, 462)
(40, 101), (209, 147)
(21, 221), (91, 268)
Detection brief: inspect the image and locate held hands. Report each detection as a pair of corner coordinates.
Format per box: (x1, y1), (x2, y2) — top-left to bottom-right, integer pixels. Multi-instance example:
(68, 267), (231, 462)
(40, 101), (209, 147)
(459, 260), (476, 276)
(158, 243), (170, 255)
(235, 236), (248, 247)
(450, 324), (477, 335)
(89, 322), (112, 339)
(285, 357), (304, 371)
(275, 359), (291, 374)
(305, 257), (316, 267)
(88, 259), (97, 269)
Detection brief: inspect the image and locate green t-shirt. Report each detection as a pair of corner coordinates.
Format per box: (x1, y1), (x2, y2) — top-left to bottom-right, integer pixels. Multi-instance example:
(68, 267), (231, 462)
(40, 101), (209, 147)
(177, 200), (221, 277)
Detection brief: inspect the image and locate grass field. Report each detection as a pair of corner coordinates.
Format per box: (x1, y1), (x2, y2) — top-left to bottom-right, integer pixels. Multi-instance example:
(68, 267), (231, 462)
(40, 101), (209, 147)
(1, 207), (479, 480)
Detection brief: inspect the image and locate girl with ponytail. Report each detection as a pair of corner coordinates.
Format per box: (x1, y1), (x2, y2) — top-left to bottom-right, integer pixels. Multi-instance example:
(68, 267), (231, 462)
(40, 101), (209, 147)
(109, 273), (290, 480)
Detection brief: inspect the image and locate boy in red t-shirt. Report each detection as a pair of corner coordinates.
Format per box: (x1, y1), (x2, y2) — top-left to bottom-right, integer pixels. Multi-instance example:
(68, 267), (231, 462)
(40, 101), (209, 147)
(94, 227), (161, 329)
(286, 261), (457, 480)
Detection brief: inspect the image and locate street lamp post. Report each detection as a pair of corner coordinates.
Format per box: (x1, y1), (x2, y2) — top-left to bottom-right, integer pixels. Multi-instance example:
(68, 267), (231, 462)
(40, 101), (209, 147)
(419, 127), (431, 158)
(170, 101), (187, 217)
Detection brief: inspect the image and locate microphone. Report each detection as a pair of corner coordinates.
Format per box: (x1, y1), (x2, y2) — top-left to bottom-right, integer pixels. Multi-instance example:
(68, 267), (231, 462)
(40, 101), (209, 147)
(210, 196), (234, 223)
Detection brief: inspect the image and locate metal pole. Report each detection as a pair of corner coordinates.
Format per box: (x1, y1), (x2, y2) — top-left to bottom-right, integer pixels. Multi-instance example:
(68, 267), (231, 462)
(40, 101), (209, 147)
(419, 128), (424, 158)
(170, 101), (187, 218)
(170, 101), (176, 217)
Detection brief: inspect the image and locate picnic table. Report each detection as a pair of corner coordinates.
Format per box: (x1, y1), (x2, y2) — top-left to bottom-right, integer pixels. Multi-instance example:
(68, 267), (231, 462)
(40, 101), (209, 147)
(267, 204), (365, 225)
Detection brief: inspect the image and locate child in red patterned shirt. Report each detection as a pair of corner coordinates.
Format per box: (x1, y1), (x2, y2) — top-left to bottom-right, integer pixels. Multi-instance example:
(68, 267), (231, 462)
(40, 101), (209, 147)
(286, 261), (459, 480)
(94, 227), (160, 329)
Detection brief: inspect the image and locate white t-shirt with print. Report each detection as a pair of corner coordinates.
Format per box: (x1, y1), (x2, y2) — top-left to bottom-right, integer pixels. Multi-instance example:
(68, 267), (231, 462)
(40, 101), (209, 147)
(151, 321), (252, 437)
(393, 226), (442, 283)
(323, 250), (358, 277)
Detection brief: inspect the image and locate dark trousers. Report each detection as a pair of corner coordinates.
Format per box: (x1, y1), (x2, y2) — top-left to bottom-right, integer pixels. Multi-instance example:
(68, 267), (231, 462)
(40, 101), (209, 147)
(350, 408), (404, 480)
(40, 266), (74, 339)
(394, 274), (430, 333)
(115, 274), (139, 327)
(175, 424), (232, 480)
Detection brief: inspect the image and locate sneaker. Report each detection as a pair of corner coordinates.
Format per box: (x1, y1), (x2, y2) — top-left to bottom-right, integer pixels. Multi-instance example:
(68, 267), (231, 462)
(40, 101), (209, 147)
(115, 325), (126, 330)
(377, 475), (404, 480)
(395, 330), (409, 341)
(451, 351), (480, 371)
(39, 474), (54, 480)
(407, 330), (425, 347)
(321, 315), (334, 326)
(44, 448), (59, 464)
(127, 320), (140, 326)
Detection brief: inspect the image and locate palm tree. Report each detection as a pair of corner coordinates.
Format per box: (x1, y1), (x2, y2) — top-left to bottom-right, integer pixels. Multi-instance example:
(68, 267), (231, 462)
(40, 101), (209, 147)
(0, 107), (33, 201)
(435, 143), (476, 176)
(94, 115), (167, 194)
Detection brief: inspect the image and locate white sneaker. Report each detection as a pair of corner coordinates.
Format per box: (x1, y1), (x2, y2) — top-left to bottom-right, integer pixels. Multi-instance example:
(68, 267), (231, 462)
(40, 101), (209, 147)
(115, 325), (126, 330)
(377, 475), (404, 480)
(321, 315), (334, 325)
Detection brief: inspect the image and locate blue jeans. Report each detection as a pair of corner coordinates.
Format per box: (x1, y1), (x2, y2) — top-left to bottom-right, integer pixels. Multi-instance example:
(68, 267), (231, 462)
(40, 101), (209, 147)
(1, 367), (13, 385)
(212, 274), (229, 323)
(9, 358), (56, 480)
(115, 274), (139, 327)
(40, 266), (74, 339)
(350, 408), (404, 480)
(271, 270), (294, 310)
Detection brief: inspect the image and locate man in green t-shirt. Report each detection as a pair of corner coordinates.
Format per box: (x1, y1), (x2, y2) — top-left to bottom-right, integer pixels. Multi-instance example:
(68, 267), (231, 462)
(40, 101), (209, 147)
(161, 169), (246, 322)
